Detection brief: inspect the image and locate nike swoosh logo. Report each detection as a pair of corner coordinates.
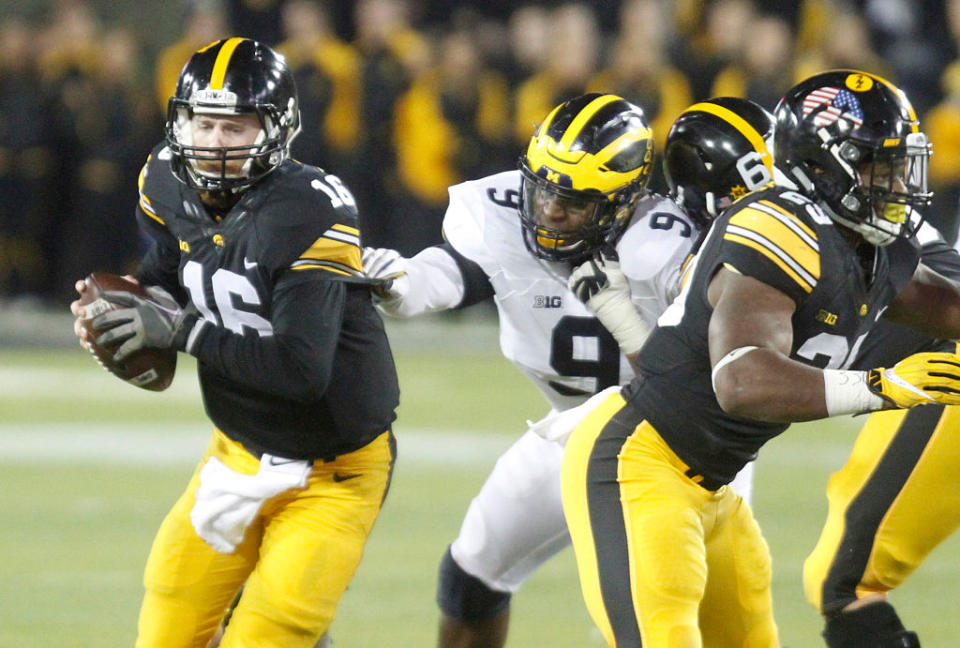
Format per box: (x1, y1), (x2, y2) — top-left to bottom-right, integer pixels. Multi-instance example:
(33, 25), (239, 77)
(244, 258), (258, 270)
(333, 473), (360, 482)
(267, 456), (299, 466)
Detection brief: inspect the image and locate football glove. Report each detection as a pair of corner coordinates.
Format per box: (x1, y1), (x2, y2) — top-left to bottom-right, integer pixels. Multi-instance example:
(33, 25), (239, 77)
(93, 286), (191, 363)
(867, 352), (960, 408)
(362, 246), (409, 300)
(568, 249), (649, 354)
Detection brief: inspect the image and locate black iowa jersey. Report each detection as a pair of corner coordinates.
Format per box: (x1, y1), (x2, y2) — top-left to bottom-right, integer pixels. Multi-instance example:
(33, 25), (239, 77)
(851, 222), (960, 368)
(133, 142), (399, 460)
(622, 185), (920, 485)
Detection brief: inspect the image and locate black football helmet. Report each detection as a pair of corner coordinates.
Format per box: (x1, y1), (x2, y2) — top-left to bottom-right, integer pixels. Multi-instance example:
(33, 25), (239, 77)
(165, 37), (301, 194)
(774, 70), (931, 246)
(519, 93), (654, 263)
(664, 97), (776, 227)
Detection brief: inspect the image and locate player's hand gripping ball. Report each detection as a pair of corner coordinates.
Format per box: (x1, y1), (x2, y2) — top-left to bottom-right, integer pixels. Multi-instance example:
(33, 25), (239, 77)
(76, 272), (177, 391)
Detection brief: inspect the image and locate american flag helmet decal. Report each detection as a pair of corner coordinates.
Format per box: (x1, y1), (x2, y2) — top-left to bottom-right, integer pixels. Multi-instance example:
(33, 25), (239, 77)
(801, 86), (864, 128)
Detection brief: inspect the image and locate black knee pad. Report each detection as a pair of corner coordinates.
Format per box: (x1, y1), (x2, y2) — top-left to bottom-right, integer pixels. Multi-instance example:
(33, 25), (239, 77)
(436, 546), (511, 622)
(823, 600), (920, 648)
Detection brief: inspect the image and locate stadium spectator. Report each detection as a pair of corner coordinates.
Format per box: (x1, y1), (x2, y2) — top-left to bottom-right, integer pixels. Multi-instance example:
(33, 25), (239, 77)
(70, 38), (399, 648)
(350, 0), (430, 249)
(391, 27), (512, 255)
(51, 26), (157, 302)
(924, 61), (960, 242)
(794, 9), (891, 89)
(513, 3), (601, 144)
(36, 0), (101, 84)
(0, 17), (57, 300)
(499, 4), (552, 88)
(670, 0), (756, 102)
(711, 13), (795, 111)
(152, 0), (228, 116)
(225, 0), (285, 46)
(276, 0), (361, 176)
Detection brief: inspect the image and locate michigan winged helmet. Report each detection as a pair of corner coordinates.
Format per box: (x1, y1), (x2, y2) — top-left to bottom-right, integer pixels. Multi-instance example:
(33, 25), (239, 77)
(519, 93), (654, 263)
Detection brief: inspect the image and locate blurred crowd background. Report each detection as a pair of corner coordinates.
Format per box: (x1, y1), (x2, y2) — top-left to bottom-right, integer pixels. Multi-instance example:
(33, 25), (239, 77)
(3, 0), (960, 307)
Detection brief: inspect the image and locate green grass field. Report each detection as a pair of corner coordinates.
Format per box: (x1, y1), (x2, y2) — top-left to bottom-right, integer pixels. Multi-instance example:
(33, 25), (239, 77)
(2, 316), (959, 647)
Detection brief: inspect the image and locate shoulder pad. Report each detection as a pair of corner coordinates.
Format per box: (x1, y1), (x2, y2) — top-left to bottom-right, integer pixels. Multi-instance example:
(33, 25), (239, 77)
(443, 170), (521, 270)
(720, 188), (824, 298)
(137, 143), (181, 228)
(258, 164), (364, 277)
(617, 195), (697, 280)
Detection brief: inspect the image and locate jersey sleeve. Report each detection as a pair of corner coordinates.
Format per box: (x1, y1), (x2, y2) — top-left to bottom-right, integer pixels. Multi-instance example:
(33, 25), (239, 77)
(718, 199), (822, 304)
(259, 170), (365, 279)
(617, 196), (697, 318)
(373, 241), (493, 318)
(441, 175), (506, 274)
(917, 221), (960, 280)
(132, 147), (184, 298)
(289, 221), (363, 277)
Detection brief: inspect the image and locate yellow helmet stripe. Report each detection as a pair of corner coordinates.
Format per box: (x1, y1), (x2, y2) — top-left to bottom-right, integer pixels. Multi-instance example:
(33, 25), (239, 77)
(687, 102), (773, 173)
(210, 37), (246, 90)
(560, 94), (620, 150)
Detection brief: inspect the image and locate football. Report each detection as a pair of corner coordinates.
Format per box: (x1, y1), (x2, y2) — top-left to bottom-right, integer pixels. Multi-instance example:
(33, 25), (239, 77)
(78, 272), (177, 391)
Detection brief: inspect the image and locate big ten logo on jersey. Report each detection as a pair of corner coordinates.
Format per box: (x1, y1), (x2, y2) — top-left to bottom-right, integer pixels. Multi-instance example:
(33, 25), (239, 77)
(534, 295), (563, 308)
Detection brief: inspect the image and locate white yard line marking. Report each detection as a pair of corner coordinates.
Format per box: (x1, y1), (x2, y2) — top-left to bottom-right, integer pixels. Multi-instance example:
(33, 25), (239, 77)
(0, 424), (518, 466)
(0, 423), (854, 468)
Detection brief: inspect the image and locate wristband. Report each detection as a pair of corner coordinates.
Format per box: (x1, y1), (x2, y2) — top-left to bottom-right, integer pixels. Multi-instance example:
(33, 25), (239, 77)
(822, 369), (886, 416)
(592, 296), (650, 355)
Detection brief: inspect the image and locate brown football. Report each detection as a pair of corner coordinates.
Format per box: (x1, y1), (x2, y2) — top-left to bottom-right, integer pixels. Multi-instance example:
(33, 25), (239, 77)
(78, 272), (177, 391)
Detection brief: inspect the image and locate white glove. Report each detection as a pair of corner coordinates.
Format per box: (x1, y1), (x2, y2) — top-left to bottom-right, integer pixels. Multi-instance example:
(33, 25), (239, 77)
(568, 250), (650, 355)
(362, 247), (410, 301)
(189, 453), (313, 553)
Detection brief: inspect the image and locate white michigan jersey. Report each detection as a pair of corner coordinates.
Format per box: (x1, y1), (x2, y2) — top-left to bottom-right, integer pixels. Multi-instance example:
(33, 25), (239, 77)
(442, 170), (697, 412)
(372, 169), (752, 595)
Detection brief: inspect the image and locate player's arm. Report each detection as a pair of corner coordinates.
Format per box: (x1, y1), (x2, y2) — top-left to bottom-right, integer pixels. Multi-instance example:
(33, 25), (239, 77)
(133, 240), (185, 303)
(363, 241), (493, 317)
(131, 153), (185, 300)
(177, 269), (348, 401)
(707, 266), (830, 422)
(710, 265), (960, 421)
(882, 262), (960, 338)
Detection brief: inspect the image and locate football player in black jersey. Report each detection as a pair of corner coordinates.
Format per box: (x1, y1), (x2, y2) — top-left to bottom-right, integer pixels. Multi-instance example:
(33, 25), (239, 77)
(560, 70), (960, 647)
(801, 221), (960, 648)
(70, 38), (398, 648)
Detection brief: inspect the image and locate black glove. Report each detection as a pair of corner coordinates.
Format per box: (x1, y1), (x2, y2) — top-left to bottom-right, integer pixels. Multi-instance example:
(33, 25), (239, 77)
(93, 286), (193, 363)
(567, 248), (649, 355)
